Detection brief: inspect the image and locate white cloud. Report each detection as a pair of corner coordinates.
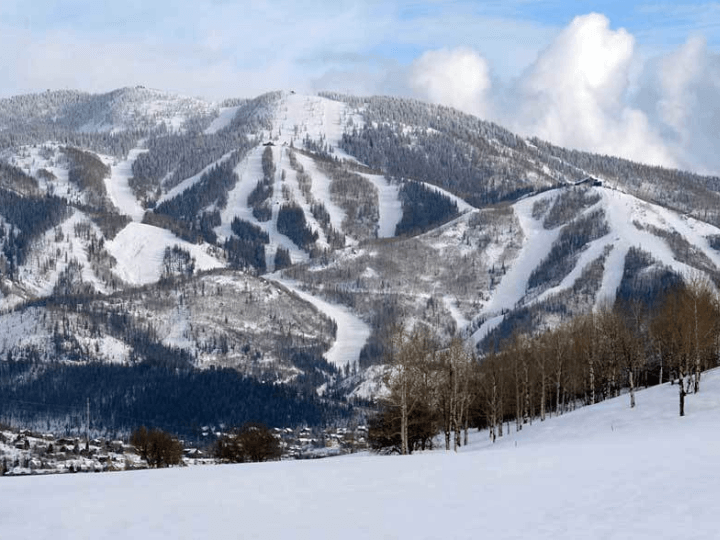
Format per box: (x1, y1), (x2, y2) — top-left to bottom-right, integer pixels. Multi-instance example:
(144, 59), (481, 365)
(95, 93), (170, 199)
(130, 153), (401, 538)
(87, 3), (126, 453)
(1, 5), (719, 175)
(510, 13), (675, 168)
(409, 48), (492, 117)
(648, 36), (720, 174)
(657, 36), (705, 134)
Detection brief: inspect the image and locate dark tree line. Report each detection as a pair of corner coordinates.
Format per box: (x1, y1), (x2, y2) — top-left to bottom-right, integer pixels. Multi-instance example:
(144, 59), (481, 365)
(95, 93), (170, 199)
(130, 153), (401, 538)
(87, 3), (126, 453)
(225, 217), (269, 272)
(527, 208), (609, 291)
(151, 146), (250, 244)
(541, 186), (601, 229)
(131, 132), (235, 195)
(0, 161), (39, 193)
(248, 146), (276, 221)
(0, 360), (349, 441)
(274, 246), (292, 270)
(277, 203), (318, 250)
(130, 426), (184, 467)
(63, 146), (110, 207)
(215, 422), (281, 463)
(161, 246), (196, 280)
(0, 188), (70, 274)
(153, 147), (248, 222)
(395, 180), (459, 236)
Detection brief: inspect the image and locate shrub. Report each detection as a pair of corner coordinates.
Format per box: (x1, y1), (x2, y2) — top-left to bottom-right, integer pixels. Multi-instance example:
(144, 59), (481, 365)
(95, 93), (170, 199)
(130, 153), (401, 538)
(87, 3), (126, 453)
(130, 426), (184, 468)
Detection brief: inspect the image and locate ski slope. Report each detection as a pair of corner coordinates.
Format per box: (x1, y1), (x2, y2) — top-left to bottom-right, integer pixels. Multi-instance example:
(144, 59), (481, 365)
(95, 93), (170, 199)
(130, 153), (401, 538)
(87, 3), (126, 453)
(104, 146), (147, 221)
(472, 190), (560, 343)
(472, 185), (720, 344)
(4, 368), (719, 540)
(204, 106), (241, 134)
(106, 223), (223, 285)
(361, 173), (403, 238)
(271, 277), (370, 369)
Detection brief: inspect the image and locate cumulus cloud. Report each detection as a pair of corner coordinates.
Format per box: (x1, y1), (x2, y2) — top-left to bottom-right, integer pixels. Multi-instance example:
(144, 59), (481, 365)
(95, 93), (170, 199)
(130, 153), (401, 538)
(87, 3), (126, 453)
(409, 48), (492, 118)
(657, 36), (706, 134)
(649, 36), (720, 173)
(510, 13), (675, 168)
(404, 14), (720, 175)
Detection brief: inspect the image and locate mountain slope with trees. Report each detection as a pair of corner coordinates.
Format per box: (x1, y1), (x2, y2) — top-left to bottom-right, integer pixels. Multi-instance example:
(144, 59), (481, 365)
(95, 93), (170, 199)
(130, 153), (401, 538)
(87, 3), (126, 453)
(2, 88), (720, 433)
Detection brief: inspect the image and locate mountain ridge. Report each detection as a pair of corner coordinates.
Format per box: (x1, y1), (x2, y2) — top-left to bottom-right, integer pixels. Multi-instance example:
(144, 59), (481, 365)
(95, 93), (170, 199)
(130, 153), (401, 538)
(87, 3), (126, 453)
(1, 87), (720, 428)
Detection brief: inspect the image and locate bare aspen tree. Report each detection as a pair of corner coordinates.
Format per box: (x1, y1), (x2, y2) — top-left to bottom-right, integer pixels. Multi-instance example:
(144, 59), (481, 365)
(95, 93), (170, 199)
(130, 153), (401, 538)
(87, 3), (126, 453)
(613, 305), (644, 409)
(507, 333), (525, 432)
(584, 314), (598, 406)
(479, 352), (504, 443)
(535, 334), (549, 422)
(653, 287), (691, 416)
(438, 337), (472, 451)
(683, 276), (718, 394)
(382, 325), (435, 455)
(549, 323), (569, 416)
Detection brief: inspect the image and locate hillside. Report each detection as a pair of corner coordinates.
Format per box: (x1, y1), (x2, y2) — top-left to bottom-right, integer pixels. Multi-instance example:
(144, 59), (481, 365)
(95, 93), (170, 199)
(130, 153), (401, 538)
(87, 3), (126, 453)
(3, 87), (720, 430)
(3, 367), (718, 540)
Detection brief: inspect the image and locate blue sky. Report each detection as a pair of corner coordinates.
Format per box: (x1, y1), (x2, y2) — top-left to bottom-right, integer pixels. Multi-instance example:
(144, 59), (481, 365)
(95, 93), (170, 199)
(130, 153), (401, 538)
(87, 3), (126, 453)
(2, 0), (718, 98)
(1, 1), (719, 172)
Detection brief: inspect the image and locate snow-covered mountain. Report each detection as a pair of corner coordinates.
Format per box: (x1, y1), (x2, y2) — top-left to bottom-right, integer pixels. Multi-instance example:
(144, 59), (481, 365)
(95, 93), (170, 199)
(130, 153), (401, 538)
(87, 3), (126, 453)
(2, 88), (720, 428)
(0, 87), (216, 134)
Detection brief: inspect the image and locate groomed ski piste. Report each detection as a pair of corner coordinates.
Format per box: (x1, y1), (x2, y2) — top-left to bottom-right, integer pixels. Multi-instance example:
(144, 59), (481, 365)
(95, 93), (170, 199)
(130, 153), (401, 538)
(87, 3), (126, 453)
(106, 223), (224, 285)
(471, 184), (720, 343)
(272, 276), (371, 371)
(3, 367), (718, 540)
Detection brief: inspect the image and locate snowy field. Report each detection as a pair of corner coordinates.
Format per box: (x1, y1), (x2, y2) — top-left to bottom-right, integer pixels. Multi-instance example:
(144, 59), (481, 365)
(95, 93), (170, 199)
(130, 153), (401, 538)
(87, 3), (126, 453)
(3, 369), (718, 540)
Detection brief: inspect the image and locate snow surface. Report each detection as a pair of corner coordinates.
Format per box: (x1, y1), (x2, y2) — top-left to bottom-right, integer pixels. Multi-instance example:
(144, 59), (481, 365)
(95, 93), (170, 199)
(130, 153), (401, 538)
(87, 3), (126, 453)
(104, 146), (147, 221)
(106, 223), (223, 285)
(360, 173), (403, 238)
(472, 185), (720, 343)
(472, 191), (560, 343)
(273, 93), (362, 153)
(4, 368), (719, 540)
(271, 277), (370, 369)
(203, 106), (241, 134)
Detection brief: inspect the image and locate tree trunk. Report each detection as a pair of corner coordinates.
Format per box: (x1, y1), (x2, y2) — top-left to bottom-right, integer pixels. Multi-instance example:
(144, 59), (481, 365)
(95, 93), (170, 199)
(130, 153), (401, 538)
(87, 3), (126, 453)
(523, 361), (530, 425)
(555, 378), (561, 417)
(400, 377), (408, 455)
(679, 377), (685, 417)
(693, 297), (701, 394)
(515, 361), (522, 432)
(463, 415), (469, 447)
(540, 371), (546, 422)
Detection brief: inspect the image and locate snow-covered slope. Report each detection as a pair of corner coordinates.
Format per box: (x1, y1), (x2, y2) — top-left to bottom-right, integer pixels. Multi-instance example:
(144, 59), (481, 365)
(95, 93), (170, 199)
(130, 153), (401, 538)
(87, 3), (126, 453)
(0, 87), (216, 134)
(105, 223), (223, 285)
(4, 368), (718, 540)
(5, 86), (720, 399)
(273, 277), (371, 369)
(104, 146), (148, 221)
(472, 184), (720, 343)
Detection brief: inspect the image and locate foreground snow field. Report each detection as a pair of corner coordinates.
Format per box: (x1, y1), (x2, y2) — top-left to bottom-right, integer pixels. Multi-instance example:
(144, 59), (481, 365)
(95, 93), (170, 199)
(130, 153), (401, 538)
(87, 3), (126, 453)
(3, 369), (719, 540)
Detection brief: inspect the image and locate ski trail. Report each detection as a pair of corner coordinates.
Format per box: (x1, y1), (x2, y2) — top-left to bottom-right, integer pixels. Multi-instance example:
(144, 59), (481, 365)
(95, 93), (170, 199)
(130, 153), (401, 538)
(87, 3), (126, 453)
(471, 192), (560, 344)
(271, 276), (370, 370)
(361, 173), (403, 238)
(105, 146), (148, 222)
